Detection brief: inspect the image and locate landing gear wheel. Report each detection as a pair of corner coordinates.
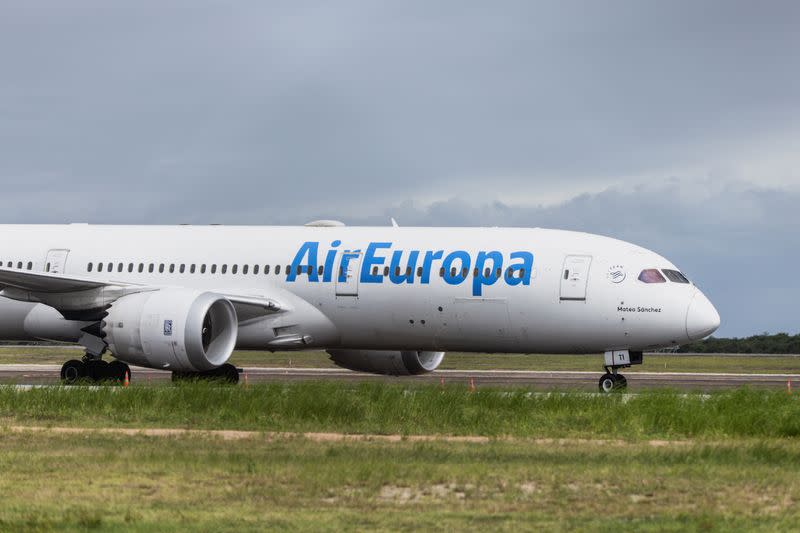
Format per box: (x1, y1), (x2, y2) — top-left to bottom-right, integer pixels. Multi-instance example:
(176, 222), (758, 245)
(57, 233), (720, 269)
(84, 360), (110, 381)
(217, 363), (240, 384)
(598, 373), (627, 393)
(108, 361), (131, 384)
(61, 360), (86, 384)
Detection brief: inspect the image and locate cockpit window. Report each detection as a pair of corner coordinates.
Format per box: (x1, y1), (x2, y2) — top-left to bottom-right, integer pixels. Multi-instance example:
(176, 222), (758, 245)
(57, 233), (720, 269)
(638, 269), (666, 283)
(662, 269), (690, 284)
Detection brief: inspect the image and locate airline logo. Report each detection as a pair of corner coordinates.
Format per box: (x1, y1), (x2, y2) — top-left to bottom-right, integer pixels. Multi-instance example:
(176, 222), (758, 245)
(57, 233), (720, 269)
(287, 241), (534, 296)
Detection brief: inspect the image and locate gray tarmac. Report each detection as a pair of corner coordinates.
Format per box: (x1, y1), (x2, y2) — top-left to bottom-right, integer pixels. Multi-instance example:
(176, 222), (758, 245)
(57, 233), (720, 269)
(1, 364), (798, 391)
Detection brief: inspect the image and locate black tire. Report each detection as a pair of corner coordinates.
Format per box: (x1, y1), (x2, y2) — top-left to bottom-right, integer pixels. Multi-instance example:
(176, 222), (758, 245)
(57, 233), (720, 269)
(614, 374), (628, 390)
(598, 373), (616, 393)
(108, 360), (131, 383)
(61, 360), (86, 384)
(84, 360), (110, 382)
(217, 363), (240, 384)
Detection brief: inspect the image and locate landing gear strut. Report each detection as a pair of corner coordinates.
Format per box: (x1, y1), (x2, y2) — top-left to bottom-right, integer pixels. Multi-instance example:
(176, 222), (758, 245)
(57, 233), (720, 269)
(60, 357), (130, 385)
(598, 350), (642, 393)
(171, 363), (240, 384)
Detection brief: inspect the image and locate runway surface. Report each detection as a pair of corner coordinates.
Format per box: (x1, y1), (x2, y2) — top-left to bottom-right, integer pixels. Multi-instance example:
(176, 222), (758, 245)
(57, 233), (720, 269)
(1, 364), (799, 391)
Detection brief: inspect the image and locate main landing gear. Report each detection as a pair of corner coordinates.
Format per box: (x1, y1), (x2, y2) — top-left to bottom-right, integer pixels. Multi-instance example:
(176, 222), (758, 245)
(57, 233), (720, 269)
(598, 350), (643, 393)
(171, 363), (240, 384)
(60, 358), (130, 385)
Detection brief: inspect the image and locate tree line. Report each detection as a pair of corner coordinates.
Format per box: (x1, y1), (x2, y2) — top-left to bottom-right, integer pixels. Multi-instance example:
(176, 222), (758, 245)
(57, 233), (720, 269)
(678, 333), (800, 354)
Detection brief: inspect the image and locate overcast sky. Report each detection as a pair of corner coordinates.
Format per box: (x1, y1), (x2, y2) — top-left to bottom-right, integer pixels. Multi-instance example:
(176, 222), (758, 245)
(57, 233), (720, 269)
(1, 1), (798, 337)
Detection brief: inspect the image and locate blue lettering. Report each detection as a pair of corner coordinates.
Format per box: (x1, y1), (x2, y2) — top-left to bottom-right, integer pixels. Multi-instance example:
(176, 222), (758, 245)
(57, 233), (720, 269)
(472, 251), (504, 296)
(360, 242), (391, 283)
(389, 250), (419, 284)
(322, 240), (341, 282)
(420, 250), (443, 284)
(442, 251), (470, 285)
(505, 251), (534, 286)
(287, 241), (319, 282)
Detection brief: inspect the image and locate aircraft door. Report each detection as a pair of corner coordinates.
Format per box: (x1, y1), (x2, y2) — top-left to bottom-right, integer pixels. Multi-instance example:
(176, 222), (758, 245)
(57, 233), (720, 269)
(45, 249), (70, 274)
(335, 252), (361, 297)
(560, 255), (592, 301)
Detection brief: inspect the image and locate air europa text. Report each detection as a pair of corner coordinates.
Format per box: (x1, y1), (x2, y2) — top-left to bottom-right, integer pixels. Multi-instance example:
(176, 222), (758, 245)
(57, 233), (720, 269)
(286, 241), (534, 296)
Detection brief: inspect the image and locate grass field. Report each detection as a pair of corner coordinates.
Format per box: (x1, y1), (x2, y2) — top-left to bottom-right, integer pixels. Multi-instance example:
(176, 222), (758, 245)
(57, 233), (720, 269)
(2, 384), (800, 531)
(2, 347), (800, 374)
(1, 430), (799, 532)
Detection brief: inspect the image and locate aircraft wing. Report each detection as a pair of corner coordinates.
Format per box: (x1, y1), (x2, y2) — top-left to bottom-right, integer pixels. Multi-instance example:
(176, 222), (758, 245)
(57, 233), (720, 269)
(0, 267), (111, 293)
(0, 267), (283, 321)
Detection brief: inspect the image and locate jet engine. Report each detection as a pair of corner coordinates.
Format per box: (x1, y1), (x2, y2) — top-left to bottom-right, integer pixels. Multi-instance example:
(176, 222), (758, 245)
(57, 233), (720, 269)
(326, 349), (445, 375)
(104, 289), (238, 372)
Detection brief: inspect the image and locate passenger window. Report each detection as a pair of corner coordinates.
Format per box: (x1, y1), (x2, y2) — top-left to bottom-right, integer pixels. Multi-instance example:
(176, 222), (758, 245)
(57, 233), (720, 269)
(98, 263), (104, 272)
(286, 265), (291, 274)
(384, 266), (389, 276)
(222, 265), (227, 274)
(264, 265), (270, 274)
(27, 262), (32, 270)
(190, 264), (196, 274)
(485, 268), (491, 277)
(117, 263), (123, 273)
(462, 268), (468, 277)
(564, 269), (569, 280)
(307, 265), (313, 275)
(417, 266), (423, 277)
(662, 269), (690, 283)
(232, 265), (238, 275)
(128, 263), (134, 273)
(149, 264), (155, 273)
(440, 267), (445, 277)
(395, 266), (401, 276)
(200, 264), (207, 274)
(180, 264), (186, 274)
(169, 264), (175, 274)
(372, 266), (378, 275)
(296, 265), (302, 275)
(275, 265), (281, 275)
(159, 264), (165, 273)
(406, 267), (412, 276)
(211, 265), (217, 274)
(87, 263), (93, 272)
(138, 263), (144, 273)
(253, 265), (259, 275)
(318, 265), (323, 276)
(450, 267), (457, 277)
(107, 263), (112, 272)
(243, 265), (248, 275)
(638, 269), (666, 283)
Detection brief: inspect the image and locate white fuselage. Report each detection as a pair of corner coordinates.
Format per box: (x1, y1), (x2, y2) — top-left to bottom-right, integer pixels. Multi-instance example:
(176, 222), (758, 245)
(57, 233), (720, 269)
(0, 224), (720, 354)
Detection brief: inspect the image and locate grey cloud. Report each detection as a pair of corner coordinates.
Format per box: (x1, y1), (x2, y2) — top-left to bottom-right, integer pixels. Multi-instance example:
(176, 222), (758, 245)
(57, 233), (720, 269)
(0, 2), (798, 336)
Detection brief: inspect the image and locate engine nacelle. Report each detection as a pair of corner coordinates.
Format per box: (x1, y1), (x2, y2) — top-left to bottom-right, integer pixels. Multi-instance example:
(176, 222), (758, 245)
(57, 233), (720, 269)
(326, 349), (445, 376)
(104, 289), (238, 372)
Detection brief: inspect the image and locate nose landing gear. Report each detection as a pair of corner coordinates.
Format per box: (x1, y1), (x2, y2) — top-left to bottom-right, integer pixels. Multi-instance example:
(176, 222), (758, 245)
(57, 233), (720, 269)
(598, 350), (642, 393)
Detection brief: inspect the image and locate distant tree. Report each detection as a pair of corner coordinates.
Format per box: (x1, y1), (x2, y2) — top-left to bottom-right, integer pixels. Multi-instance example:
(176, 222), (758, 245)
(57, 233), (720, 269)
(678, 333), (800, 354)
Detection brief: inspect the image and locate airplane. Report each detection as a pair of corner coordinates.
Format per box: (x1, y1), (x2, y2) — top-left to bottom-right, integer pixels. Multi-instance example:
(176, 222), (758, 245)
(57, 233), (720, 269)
(0, 222), (720, 392)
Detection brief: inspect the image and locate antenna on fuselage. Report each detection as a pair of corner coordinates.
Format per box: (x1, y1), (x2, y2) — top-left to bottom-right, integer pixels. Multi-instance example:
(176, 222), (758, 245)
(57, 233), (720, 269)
(390, 218), (399, 228)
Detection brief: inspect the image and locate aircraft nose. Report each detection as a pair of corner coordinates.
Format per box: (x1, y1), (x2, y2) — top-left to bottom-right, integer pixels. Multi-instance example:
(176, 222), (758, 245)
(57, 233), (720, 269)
(685, 290), (721, 341)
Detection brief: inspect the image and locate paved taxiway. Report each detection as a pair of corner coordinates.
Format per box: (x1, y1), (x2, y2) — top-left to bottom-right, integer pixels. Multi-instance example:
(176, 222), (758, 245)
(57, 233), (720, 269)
(1, 364), (798, 390)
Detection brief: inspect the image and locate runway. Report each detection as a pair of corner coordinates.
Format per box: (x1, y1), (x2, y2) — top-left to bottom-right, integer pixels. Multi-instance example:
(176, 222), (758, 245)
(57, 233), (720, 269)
(1, 364), (798, 391)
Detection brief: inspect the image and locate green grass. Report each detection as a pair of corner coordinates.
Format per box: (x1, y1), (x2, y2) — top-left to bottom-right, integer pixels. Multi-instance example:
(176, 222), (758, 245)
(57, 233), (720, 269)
(3, 382), (800, 440)
(1, 430), (799, 531)
(2, 347), (800, 373)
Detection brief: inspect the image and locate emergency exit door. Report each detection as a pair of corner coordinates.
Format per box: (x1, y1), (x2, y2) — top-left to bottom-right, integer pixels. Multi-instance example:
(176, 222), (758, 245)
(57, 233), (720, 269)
(45, 249), (70, 274)
(335, 253), (361, 297)
(560, 255), (592, 301)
